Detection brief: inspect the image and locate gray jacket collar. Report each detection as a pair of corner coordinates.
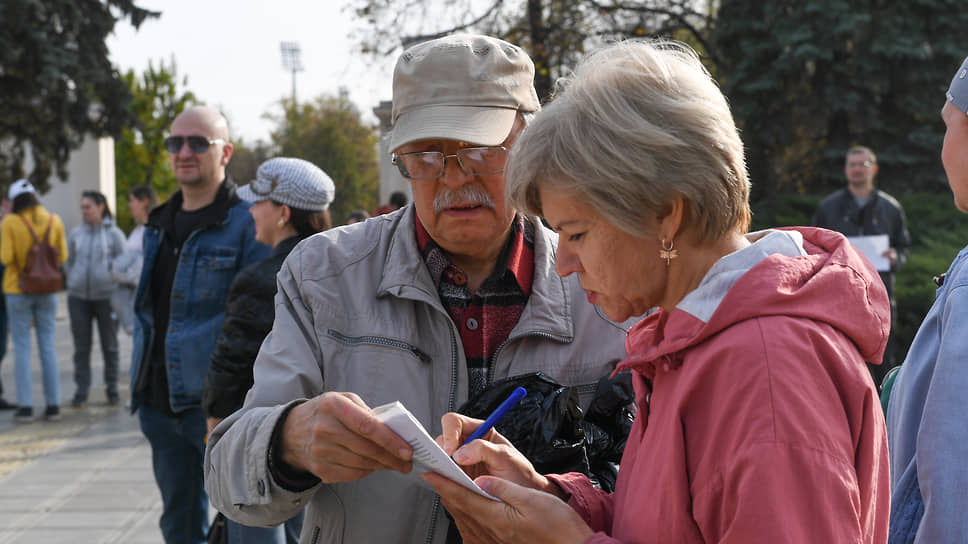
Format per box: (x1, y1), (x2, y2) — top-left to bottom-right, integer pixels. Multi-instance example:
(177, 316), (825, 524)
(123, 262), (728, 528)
(377, 205), (575, 342)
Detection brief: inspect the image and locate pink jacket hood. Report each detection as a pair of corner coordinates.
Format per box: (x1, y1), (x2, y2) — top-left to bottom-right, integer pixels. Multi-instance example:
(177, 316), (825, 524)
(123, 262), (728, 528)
(620, 227), (890, 378)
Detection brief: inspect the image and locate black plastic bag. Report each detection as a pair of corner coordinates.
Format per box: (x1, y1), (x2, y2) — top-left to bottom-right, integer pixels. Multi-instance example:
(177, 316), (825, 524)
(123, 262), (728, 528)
(457, 370), (635, 492)
(581, 370), (635, 492)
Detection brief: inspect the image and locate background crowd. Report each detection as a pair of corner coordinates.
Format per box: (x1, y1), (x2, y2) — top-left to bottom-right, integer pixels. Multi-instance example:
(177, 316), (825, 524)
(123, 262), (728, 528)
(0, 27), (965, 544)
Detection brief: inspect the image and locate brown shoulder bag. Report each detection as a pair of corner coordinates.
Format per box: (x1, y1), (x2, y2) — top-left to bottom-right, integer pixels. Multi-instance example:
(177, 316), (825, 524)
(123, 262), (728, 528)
(17, 214), (63, 294)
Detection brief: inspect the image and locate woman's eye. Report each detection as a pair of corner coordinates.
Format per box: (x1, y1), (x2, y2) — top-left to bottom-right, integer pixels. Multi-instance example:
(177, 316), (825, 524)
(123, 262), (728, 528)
(568, 232), (585, 242)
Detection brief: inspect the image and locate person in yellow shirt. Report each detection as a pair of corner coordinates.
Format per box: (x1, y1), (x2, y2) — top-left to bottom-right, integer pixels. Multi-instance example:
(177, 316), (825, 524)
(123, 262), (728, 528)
(0, 179), (68, 423)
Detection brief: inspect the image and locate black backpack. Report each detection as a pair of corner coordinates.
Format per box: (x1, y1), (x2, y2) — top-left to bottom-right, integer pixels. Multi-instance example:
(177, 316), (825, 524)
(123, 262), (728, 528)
(17, 214), (63, 294)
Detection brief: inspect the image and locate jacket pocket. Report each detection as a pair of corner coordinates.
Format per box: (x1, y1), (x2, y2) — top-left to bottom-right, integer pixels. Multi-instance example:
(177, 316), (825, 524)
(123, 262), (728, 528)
(191, 246), (240, 303)
(306, 486), (344, 543)
(326, 330), (431, 363)
(324, 330), (434, 407)
(196, 246), (240, 271)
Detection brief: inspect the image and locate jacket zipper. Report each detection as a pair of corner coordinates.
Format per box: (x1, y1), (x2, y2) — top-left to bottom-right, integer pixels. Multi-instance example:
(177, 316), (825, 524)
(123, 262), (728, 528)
(424, 319), (460, 544)
(488, 330), (571, 390)
(325, 330), (431, 363)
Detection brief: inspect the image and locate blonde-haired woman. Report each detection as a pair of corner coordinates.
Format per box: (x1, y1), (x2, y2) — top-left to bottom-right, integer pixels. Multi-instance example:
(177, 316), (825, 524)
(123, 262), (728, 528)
(425, 40), (891, 543)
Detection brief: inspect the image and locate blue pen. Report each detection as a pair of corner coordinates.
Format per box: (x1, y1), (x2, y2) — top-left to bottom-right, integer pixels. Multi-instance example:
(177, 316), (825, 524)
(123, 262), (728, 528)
(459, 386), (528, 449)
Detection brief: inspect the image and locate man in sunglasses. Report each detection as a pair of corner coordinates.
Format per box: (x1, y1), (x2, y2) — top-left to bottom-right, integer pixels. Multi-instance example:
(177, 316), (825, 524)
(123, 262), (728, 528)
(207, 34), (633, 543)
(131, 105), (269, 543)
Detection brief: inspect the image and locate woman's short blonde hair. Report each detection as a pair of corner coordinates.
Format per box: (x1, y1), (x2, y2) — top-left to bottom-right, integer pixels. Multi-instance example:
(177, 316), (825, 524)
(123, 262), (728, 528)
(506, 40), (751, 240)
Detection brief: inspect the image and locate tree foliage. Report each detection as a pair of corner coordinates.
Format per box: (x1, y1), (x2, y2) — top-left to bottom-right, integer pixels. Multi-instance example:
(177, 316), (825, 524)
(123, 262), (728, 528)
(267, 96), (380, 224)
(113, 58), (195, 231)
(712, 0), (968, 202)
(227, 138), (273, 188)
(0, 0), (157, 193)
(349, 0), (715, 100)
(351, 0), (965, 204)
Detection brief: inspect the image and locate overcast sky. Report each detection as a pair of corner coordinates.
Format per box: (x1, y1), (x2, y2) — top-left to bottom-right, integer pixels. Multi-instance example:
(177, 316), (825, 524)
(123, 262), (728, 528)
(106, 0), (395, 143)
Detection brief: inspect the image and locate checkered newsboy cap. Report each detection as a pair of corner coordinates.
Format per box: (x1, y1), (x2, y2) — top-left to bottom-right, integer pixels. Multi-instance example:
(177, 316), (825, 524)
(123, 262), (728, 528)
(238, 157), (335, 211)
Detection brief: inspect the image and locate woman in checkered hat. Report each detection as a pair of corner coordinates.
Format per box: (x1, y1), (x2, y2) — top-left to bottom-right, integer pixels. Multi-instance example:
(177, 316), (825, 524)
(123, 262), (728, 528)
(202, 157), (335, 544)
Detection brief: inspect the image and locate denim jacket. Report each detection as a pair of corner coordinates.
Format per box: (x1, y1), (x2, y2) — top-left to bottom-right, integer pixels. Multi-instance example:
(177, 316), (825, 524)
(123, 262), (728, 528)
(129, 182), (270, 413)
(887, 247), (968, 542)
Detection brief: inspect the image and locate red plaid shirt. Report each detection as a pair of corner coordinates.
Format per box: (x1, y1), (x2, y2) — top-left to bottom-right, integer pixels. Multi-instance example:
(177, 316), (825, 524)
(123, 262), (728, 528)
(416, 215), (534, 398)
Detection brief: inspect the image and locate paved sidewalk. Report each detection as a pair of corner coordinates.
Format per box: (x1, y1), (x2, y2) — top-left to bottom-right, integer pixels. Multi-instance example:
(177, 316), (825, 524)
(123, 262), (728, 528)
(0, 293), (166, 543)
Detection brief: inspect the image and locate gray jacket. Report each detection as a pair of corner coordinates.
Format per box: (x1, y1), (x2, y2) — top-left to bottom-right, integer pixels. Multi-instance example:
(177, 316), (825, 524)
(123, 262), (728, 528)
(65, 218), (126, 300)
(205, 207), (633, 544)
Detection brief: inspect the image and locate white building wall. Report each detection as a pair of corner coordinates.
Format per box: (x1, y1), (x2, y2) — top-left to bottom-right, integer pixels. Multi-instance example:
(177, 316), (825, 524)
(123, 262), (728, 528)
(24, 136), (116, 233)
(376, 133), (409, 205)
(373, 101), (410, 208)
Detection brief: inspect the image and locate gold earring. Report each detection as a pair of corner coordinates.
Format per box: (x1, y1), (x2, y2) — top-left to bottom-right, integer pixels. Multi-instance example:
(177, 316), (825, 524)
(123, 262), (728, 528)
(660, 237), (679, 266)
(277, 219), (286, 228)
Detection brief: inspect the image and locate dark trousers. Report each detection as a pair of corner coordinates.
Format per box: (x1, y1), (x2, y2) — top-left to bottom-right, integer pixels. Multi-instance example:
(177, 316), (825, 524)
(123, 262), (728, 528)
(68, 296), (119, 399)
(139, 404), (209, 544)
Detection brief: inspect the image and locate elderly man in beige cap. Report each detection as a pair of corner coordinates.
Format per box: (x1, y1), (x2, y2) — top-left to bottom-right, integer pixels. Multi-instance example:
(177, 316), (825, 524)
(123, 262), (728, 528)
(205, 34), (632, 543)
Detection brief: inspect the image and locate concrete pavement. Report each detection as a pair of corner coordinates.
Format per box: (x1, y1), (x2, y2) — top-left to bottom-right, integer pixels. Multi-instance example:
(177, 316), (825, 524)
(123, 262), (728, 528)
(0, 293), (166, 543)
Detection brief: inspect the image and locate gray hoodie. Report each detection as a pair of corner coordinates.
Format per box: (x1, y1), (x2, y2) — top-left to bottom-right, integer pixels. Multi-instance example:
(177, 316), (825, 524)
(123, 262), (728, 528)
(65, 217), (126, 300)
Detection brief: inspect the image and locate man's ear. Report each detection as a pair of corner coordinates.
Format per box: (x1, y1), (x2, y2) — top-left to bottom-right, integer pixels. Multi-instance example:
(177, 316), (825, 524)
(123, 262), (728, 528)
(220, 142), (234, 166)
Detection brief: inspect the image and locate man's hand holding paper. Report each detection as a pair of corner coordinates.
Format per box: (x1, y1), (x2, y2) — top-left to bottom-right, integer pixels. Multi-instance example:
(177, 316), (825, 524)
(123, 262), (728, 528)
(279, 392), (414, 484)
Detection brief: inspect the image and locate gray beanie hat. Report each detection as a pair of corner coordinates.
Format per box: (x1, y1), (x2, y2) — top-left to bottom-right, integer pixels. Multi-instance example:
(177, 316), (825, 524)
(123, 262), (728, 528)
(948, 55), (968, 115)
(238, 157), (335, 211)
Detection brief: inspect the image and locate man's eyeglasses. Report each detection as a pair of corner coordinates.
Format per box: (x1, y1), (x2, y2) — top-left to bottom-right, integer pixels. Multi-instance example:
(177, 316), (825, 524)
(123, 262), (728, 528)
(391, 146), (508, 180)
(846, 160), (875, 168)
(164, 135), (225, 154)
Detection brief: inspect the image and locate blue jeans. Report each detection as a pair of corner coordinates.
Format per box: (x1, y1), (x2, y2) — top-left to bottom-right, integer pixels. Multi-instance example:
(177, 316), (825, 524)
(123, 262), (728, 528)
(68, 296), (119, 398)
(226, 510), (304, 544)
(6, 293), (60, 408)
(0, 283), (7, 396)
(138, 403), (208, 544)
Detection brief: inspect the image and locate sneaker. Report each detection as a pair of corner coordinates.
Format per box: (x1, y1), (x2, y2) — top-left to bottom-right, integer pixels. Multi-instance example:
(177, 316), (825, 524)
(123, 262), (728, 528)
(0, 397), (16, 410)
(13, 407), (33, 423)
(44, 405), (61, 421)
(71, 395), (87, 408)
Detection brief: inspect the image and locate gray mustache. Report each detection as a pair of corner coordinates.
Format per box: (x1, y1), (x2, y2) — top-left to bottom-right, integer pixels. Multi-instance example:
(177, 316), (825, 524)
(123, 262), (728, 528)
(433, 185), (495, 214)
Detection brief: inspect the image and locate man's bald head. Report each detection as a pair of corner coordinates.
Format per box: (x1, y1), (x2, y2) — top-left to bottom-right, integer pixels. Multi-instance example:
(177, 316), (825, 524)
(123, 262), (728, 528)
(174, 106), (231, 141)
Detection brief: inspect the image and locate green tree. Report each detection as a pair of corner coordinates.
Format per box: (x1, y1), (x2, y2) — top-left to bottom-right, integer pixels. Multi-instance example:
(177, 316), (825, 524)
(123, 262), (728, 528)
(350, 0), (716, 100)
(713, 1), (968, 202)
(227, 138), (273, 188)
(113, 58), (195, 231)
(0, 0), (157, 192)
(267, 95), (379, 223)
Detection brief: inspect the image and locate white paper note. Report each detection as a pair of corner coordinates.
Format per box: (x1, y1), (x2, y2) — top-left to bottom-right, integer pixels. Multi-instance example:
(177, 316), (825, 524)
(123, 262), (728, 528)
(372, 401), (499, 501)
(847, 234), (891, 272)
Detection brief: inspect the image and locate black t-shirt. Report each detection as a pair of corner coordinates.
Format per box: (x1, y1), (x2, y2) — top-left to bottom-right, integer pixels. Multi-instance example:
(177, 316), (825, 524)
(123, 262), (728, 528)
(146, 200), (225, 416)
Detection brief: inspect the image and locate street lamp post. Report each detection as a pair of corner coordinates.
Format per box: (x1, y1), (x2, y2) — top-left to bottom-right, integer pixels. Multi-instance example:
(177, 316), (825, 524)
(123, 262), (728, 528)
(280, 41), (304, 104)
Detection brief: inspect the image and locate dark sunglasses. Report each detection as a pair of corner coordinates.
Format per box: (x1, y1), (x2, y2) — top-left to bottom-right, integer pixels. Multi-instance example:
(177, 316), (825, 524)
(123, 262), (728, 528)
(164, 135), (225, 154)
